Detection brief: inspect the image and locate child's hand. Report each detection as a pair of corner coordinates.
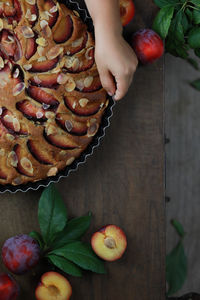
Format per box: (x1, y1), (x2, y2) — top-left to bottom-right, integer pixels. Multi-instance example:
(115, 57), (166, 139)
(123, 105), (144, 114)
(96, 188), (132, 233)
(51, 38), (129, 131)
(85, 0), (138, 100)
(95, 32), (138, 101)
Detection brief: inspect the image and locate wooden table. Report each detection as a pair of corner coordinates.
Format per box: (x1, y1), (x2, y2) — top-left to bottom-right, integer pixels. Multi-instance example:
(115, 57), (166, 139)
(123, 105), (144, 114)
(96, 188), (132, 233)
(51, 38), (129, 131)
(0, 0), (165, 299)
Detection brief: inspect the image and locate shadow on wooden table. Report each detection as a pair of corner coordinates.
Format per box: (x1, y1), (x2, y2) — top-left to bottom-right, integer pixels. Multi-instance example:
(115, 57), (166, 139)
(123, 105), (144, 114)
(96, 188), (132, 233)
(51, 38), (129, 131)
(169, 293), (200, 300)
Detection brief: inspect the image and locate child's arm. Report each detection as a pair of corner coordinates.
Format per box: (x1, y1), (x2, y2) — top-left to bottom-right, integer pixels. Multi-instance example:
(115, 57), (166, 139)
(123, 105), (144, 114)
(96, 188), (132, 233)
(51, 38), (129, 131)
(85, 0), (138, 100)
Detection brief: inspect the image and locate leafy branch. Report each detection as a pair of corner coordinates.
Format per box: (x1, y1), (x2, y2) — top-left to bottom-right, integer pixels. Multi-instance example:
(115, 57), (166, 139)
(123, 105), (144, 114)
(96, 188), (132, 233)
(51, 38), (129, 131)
(153, 0), (200, 89)
(29, 184), (106, 277)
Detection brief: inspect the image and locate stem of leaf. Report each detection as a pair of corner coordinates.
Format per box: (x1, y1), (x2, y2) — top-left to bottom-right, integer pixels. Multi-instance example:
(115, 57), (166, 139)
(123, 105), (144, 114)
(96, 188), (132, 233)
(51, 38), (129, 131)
(187, 5), (200, 11)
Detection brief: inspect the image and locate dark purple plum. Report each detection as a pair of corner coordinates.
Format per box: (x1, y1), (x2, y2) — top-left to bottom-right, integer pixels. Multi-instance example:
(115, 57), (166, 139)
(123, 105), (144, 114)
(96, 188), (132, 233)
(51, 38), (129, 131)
(2, 234), (41, 275)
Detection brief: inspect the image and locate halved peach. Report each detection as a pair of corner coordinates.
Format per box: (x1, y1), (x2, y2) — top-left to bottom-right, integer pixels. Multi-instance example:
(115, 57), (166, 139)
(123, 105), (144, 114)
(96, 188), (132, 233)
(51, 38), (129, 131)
(27, 86), (59, 109)
(56, 112), (88, 136)
(53, 15), (73, 44)
(35, 272), (72, 300)
(27, 139), (53, 165)
(25, 36), (37, 60)
(91, 225), (127, 261)
(44, 0), (58, 28)
(44, 127), (78, 150)
(16, 100), (47, 122)
(29, 73), (59, 89)
(64, 95), (100, 117)
(29, 57), (59, 73)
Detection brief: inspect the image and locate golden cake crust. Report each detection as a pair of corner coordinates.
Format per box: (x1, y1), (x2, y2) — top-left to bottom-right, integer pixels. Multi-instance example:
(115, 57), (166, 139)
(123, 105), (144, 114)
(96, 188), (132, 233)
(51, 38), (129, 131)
(0, 0), (108, 186)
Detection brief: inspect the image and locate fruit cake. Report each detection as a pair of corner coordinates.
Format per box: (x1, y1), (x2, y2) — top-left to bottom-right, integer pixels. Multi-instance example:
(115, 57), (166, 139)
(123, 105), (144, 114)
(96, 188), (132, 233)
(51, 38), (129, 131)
(0, 0), (109, 186)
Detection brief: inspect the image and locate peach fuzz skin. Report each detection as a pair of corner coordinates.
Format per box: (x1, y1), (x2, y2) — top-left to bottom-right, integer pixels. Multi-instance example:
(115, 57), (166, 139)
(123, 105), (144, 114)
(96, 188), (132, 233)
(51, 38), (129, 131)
(35, 271), (72, 300)
(91, 225), (127, 261)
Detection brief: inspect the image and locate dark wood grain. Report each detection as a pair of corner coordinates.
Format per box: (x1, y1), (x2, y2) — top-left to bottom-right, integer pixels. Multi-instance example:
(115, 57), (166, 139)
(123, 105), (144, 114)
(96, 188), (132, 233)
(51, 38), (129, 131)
(0, 1), (165, 299)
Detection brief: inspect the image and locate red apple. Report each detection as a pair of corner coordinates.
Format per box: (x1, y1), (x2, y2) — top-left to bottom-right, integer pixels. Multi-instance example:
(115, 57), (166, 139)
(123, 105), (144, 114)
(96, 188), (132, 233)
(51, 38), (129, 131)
(132, 29), (164, 64)
(35, 272), (72, 300)
(91, 225), (127, 261)
(120, 0), (135, 26)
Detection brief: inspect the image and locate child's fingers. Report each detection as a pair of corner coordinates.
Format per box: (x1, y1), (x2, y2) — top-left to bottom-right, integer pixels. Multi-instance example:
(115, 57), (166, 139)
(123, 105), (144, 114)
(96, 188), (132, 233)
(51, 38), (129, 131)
(99, 69), (116, 96)
(114, 75), (131, 101)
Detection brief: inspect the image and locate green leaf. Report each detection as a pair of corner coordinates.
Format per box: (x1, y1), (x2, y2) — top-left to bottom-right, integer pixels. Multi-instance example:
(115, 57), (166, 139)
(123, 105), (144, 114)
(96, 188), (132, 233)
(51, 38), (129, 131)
(190, 0), (200, 7)
(154, 0), (178, 8)
(48, 254), (83, 277)
(171, 219), (186, 238)
(51, 213), (92, 249)
(50, 241), (106, 274)
(29, 231), (44, 249)
(188, 27), (200, 49)
(152, 5), (175, 39)
(187, 57), (199, 70)
(170, 10), (185, 43)
(185, 8), (193, 22)
(181, 13), (189, 33)
(193, 10), (200, 25)
(190, 78), (200, 90)
(194, 48), (200, 58)
(166, 37), (188, 59)
(38, 184), (67, 245)
(166, 241), (187, 296)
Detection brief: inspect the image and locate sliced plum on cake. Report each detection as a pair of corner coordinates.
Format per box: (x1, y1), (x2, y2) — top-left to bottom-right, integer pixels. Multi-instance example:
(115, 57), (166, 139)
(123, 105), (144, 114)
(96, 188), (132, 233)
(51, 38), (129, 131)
(0, 29), (22, 61)
(29, 73), (59, 89)
(44, 125), (78, 150)
(1, 0), (22, 24)
(64, 47), (94, 74)
(64, 95), (102, 117)
(0, 168), (7, 180)
(25, 35), (37, 60)
(52, 5), (73, 44)
(13, 144), (34, 177)
(67, 32), (88, 56)
(0, 107), (28, 135)
(27, 86), (59, 109)
(25, 1), (38, 26)
(0, 62), (24, 94)
(43, 0), (59, 28)
(76, 75), (102, 93)
(56, 112), (88, 136)
(16, 100), (48, 122)
(27, 139), (54, 165)
(0, 119), (7, 137)
(29, 57), (59, 73)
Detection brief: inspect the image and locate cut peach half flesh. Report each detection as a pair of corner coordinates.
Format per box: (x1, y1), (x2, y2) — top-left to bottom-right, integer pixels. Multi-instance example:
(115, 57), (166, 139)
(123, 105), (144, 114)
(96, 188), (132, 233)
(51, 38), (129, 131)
(91, 225), (127, 261)
(35, 272), (72, 300)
